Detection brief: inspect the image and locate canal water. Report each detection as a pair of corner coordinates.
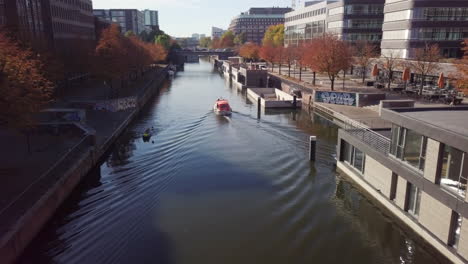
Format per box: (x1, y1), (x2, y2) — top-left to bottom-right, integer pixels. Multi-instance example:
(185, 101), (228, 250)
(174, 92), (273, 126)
(19, 60), (442, 264)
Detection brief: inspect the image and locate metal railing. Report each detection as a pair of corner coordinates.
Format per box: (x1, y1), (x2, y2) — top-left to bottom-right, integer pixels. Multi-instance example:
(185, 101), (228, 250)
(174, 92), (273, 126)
(0, 133), (93, 232)
(314, 103), (391, 154)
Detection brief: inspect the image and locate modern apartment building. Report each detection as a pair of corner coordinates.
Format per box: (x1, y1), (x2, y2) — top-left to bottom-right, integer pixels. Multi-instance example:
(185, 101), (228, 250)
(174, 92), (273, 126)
(285, 1), (328, 46)
(212, 26), (226, 39)
(285, 0), (468, 58)
(381, 0), (468, 59)
(93, 9), (145, 34)
(337, 105), (468, 263)
(285, 0), (385, 46)
(1, 0), (95, 52)
(229, 7), (292, 44)
(143, 9), (158, 27)
(327, 0), (385, 43)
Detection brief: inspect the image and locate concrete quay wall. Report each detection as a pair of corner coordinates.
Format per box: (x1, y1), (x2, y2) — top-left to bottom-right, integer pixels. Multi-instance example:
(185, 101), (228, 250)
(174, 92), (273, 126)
(0, 67), (168, 264)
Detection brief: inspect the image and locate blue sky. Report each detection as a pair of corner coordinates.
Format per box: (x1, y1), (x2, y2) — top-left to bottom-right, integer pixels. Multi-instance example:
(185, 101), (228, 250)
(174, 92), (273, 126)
(93, 0), (290, 37)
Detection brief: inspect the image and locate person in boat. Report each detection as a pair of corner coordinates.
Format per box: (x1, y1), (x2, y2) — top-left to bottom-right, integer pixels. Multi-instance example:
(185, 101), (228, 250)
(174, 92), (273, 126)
(143, 128), (151, 142)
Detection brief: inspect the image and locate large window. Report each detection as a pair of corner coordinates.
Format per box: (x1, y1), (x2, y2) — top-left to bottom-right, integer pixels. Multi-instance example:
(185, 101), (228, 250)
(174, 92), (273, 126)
(413, 7), (468, 21)
(406, 183), (421, 217)
(411, 28), (468, 41)
(345, 4), (383, 15)
(440, 145), (467, 198)
(390, 125), (427, 171)
(342, 141), (366, 174)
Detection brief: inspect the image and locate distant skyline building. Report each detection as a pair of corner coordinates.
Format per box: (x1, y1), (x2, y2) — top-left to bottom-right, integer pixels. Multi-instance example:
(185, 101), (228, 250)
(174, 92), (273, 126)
(93, 9), (145, 34)
(143, 9), (158, 27)
(228, 7), (292, 44)
(192, 33), (200, 40)
(211, 27), (226, 39)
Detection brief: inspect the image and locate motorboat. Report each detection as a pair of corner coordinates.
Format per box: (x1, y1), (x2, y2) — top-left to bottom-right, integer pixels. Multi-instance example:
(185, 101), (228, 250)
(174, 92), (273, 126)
(213, 99), (232, 116)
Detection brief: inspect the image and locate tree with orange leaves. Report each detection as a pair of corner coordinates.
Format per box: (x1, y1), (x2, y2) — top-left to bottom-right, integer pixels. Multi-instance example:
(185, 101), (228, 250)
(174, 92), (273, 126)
(283, 45), (297, 77)
(456, 40), (468, 95)
(93, 24), (129, 92)
(0, 32), (53, 127)
(239, 42), (260, 62)
(260, 43), (277, 71)
(303, 34), (352, 90)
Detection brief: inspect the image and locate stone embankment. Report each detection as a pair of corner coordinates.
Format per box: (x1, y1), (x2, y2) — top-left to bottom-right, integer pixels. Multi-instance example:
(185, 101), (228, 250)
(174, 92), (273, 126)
(0, 66), (169, 264)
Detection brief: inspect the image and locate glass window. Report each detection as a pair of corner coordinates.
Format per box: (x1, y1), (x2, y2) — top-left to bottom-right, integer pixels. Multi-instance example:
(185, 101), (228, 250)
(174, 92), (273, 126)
(390, 125), (426, 171)
(440, 146), (467, 198)
(342, 141), (365, 174)
(449, 212), (462, 248)
(407, 183), (422, 217)
(403, 130), (423, 168)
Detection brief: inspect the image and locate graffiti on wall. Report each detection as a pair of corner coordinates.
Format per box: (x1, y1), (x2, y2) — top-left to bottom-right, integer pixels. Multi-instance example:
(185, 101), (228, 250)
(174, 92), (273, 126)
(94, 96), (137, 112)
(315, 91), (356, 106)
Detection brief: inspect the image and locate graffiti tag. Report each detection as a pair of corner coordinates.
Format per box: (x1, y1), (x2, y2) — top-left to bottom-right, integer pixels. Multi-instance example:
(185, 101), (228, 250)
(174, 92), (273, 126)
(316, 91), (356, 106)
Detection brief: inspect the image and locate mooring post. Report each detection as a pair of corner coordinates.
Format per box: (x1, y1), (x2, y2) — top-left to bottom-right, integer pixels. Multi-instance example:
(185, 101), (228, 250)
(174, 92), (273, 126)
(293, 95), (297, 108)
(257, 97), (261, 118)
(309, 136), (317, 161)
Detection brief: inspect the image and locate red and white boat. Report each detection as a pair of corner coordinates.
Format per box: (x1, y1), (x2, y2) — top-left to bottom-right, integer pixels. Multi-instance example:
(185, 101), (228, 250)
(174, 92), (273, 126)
(213, 99), (232, 116)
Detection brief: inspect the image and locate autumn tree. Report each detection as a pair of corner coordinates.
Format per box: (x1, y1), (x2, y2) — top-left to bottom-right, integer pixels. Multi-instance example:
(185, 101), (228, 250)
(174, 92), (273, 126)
(260, 44), (277, 71)
(379, 50), (403, 90)
(220, 31), (235, 48)
(353, 41), (379, 84)
(199, 36), (212, 48)
(239, 42), (260, 62)
(283, 46), (297, 77)
(234, 32), (247, 46)
(303, 34), (352, 91)
(0, 32), (53, 127)
(93, 24), (130, 94)
(155, 34), (171, 50)
(296, 42), (309, 81)
(263, 24), (285, 47)
(456, 40), (468, 95)
(410, 44), (441, 94)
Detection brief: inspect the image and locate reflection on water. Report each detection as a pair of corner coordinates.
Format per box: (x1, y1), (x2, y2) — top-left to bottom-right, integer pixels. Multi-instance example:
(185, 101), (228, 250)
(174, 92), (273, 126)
(19, 60), (443, 264)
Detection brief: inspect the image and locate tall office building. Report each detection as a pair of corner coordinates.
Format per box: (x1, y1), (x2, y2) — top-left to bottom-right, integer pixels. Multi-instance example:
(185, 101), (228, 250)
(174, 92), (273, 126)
(229, 7), (292, 44)
(143, 9), (158, 27)
(381, 0), (468, 59)
(93, 9), (145, 34)
(1, 0), (95, 52)
(285, 1), (328, 46)
(285, 0), (384, 46)
(285, 0), (468, 58)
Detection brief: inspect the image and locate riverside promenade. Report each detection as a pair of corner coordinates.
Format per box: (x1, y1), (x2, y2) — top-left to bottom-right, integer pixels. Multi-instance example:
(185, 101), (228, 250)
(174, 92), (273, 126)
(0, 66), (169, 264)
(267, 66), (466, 130)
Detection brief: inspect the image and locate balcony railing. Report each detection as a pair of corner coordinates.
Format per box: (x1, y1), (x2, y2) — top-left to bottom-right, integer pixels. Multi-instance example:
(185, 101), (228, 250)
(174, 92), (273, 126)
(345, 128), (391, 155)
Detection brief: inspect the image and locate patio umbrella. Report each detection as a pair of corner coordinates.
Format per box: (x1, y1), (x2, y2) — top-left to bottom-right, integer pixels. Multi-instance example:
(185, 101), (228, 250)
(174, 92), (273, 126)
(402, 68), (411, 82)
(438, 72), (445, 88)
(371, 64), (379, 77)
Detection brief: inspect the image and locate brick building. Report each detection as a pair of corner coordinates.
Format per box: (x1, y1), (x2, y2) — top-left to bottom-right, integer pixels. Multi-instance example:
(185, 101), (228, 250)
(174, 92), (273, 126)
(228, 7), (292, 44)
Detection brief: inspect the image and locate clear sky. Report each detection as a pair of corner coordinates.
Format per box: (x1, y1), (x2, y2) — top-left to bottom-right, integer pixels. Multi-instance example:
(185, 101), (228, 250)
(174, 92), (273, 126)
(93, 0), (290, 37)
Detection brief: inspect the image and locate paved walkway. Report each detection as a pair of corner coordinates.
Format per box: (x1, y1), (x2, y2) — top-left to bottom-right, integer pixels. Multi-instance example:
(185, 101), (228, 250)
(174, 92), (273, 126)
(0, 66), (167, 240)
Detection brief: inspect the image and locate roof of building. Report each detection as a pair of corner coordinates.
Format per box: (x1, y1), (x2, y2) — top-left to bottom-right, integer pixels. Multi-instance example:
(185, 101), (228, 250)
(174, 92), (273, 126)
(381, 107), (468, 152)
(400, 109), (468, 138)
